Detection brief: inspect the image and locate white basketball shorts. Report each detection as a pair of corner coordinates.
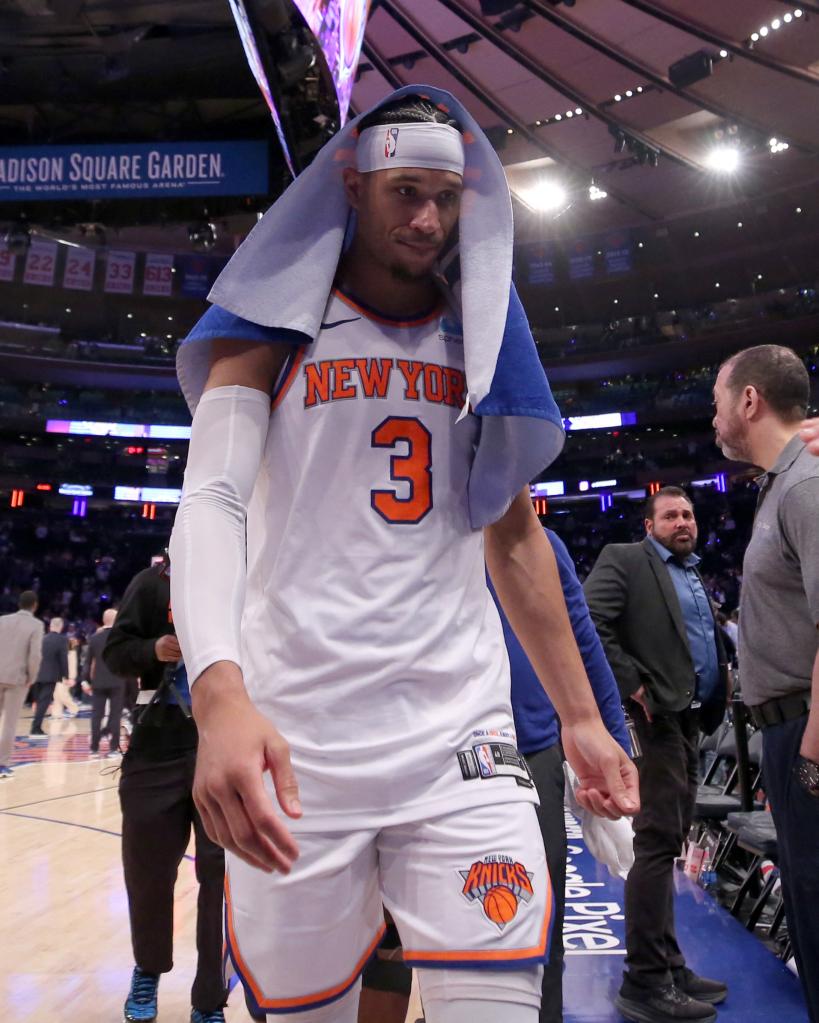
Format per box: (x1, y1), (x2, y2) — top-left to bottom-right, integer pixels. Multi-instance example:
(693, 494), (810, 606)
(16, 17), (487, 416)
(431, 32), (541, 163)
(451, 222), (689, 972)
(224, 800), (553, 1016)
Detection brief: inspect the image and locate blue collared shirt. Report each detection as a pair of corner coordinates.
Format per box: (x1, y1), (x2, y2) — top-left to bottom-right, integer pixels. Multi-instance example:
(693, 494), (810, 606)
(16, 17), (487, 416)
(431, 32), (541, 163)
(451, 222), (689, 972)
(647, 535), (720, 703)
(489, 529), (630, 756)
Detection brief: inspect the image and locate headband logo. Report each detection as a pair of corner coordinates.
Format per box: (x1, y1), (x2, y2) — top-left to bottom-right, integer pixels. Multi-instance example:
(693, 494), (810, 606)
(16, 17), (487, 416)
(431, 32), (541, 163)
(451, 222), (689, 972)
(384, 127), (399, 158)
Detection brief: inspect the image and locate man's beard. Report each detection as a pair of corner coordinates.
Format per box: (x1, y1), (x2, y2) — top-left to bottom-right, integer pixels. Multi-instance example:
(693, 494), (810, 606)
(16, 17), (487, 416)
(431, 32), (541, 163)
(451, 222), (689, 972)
(389, 260), (430, 283)
(656, 532), (695, 556)
(716, 420), (751, 462)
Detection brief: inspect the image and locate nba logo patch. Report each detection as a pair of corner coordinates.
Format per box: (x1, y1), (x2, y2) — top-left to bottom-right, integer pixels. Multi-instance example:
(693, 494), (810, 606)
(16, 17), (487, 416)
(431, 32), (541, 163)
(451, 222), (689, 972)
(385, 127), (399, 158)
(459, 854), (534, 931)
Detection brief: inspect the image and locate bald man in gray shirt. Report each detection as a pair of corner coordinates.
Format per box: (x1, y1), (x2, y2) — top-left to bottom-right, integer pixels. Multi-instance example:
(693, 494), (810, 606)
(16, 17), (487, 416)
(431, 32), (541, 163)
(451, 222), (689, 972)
(713, 344), (819, 1023)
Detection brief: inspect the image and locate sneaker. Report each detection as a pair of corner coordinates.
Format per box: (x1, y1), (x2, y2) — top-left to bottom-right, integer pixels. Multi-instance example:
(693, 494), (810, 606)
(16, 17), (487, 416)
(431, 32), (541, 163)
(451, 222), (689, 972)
(89, 751), (102, 760)
(0, 766), (13, 779)
(30, 727), (46, 736)
(190, 1010), (226, 1023)
(123, 966), (159, 1022)
(672, 968), (727, 1005)
(616, 978), (717, 1023)
(106, 748), (123, 759)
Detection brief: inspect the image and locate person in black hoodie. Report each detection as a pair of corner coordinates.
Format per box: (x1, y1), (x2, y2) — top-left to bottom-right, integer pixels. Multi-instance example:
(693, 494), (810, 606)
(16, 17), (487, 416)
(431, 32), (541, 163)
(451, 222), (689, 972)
(103, 554), (228, 1023)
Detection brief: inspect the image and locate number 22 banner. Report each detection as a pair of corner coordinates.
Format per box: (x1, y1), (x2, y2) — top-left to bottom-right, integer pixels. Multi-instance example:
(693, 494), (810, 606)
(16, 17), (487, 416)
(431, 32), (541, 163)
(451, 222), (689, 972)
(23, 239), (58, 287)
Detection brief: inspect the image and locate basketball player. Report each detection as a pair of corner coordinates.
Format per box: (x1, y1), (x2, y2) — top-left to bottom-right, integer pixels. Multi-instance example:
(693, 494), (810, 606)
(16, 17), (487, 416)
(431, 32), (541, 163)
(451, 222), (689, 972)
(169, 86), (638, 1023)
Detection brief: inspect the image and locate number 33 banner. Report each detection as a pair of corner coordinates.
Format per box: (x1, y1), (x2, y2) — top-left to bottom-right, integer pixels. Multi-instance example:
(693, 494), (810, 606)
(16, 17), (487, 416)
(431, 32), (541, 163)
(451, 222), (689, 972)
(104, 249), (136, 294)
(63, 247), (96, 291)
(23, 239), (58, 287)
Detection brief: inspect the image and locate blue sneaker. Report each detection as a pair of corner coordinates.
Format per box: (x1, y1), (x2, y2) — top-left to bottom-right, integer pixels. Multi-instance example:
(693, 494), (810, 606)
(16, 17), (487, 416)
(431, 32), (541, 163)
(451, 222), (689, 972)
(190, 1010), (227, 1023)
(0, 766), (13, 779)
(123, 966), (159, 1022)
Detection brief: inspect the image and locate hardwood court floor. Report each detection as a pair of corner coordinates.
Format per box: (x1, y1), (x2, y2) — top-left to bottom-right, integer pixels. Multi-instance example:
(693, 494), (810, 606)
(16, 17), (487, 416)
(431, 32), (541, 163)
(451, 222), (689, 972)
(1, 709), (809, 1022)
(0, 710), (423, 1022)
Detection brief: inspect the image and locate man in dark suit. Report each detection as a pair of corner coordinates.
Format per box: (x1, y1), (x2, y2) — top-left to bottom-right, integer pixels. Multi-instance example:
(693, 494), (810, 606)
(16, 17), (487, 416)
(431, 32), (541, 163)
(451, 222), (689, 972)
(584, 486), (728, 1023)
(30, 616), (69, 735)
(83, 608), (125, 758)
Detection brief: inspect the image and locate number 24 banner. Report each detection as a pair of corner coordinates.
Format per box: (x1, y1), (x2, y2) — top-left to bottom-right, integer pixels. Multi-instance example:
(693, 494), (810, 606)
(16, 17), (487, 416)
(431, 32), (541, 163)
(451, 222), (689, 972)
(104, 250), (136, 294)
(63, 247), (96, 291)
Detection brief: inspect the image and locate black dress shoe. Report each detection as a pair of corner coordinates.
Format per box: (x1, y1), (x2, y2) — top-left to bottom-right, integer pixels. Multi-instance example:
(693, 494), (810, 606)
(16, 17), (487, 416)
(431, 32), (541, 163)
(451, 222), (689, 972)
(616, 980), (717, 1023)
(673, 967), (727, 1005)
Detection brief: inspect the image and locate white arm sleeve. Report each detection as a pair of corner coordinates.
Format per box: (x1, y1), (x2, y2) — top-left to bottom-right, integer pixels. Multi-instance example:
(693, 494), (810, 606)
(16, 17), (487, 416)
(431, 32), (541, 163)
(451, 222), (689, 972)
(169, 384), (271, 685)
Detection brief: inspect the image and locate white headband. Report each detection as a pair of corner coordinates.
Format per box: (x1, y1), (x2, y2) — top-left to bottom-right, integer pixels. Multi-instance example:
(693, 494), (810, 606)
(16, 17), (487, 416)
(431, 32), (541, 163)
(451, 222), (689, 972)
(356, 121), (465, 176)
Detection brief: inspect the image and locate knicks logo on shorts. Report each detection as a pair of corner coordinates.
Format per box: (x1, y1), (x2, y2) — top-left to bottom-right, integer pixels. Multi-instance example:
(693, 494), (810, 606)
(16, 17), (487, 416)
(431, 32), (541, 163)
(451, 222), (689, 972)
(459, 854), (534, 931)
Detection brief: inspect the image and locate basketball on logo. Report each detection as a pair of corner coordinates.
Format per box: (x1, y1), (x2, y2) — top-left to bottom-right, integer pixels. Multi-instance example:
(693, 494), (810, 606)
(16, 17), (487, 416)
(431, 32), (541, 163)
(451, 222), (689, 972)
(482, 885), (518, 926)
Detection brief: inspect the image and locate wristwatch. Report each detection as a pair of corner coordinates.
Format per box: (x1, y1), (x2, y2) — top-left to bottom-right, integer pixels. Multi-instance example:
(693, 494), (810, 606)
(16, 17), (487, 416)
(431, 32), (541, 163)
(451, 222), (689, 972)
(795, 755), (819, 797)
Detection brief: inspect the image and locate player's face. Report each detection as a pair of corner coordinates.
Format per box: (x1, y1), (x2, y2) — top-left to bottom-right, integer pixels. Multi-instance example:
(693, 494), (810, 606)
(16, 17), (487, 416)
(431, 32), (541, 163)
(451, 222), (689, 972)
(712, 364), (751, 462)
(645, 496), (698, 557)
(351, 167), (463, 281)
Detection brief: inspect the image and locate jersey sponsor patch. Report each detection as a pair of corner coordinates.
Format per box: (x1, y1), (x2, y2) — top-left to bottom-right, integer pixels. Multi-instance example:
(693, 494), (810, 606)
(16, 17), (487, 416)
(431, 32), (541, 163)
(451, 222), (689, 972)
(459, 854), (535, 931)
(457, 740), (534, 788)
(438, 315), (463, 345)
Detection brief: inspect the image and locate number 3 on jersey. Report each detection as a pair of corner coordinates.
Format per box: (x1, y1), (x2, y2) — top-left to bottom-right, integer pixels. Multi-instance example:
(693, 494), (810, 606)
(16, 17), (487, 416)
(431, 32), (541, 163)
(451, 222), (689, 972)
(371, 416), (432, 524)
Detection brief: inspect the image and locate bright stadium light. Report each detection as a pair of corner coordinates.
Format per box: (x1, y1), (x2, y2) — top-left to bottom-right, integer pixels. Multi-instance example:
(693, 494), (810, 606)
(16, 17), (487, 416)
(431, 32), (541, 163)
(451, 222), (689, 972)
(705, 146), (741, 173)
(521, 180), (568, 211)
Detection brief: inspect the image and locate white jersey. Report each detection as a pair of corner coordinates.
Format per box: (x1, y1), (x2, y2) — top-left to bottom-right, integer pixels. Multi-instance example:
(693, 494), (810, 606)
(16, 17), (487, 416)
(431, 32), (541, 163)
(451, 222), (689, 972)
(241, 289), (536, 831)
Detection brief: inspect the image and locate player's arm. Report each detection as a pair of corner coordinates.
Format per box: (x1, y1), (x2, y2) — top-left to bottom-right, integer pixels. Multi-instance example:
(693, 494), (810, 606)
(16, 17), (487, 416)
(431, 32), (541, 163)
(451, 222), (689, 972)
(169, 337), (301, 873)
(485, 489), (639, 819)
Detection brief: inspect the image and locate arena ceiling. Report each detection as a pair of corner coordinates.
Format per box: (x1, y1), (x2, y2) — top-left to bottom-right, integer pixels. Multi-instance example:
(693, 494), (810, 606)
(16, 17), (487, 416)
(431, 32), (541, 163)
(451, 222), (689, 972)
(1, 0), (818, 322)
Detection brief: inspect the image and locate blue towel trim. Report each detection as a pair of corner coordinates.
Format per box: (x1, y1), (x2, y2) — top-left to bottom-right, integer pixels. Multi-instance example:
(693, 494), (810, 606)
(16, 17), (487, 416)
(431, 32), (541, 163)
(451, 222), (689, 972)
(184, 303), (308, 348)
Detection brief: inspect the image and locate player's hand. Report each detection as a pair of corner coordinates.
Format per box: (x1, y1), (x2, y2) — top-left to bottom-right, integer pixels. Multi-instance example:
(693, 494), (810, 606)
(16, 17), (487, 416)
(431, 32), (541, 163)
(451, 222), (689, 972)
(800, 417), (819, 456)
(561, 718), (640, 821)
(191, 661), (301, 874)
(630, 685), (653, 723)
(154, 634), (182, 662)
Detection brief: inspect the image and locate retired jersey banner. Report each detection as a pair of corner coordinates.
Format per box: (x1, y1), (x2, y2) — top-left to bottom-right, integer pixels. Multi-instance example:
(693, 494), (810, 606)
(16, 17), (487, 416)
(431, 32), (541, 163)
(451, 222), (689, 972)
(604, 230), (632, 275)
(568, 238), (595, 281)
(177, 253), (228, 298)
(104, 250), (136, 294)
(0, 243), (16, 282)
(63, 247), (96, 291)
(526, 243), (556, 286)
(143, 252), (174, 297)
(0, 140), (269, 201)
(23, 239), (58, 287)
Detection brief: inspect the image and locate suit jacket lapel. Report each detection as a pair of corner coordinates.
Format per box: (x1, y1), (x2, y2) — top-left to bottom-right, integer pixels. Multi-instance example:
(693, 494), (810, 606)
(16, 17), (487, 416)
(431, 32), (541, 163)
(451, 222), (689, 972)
(642, 537), (690, 649)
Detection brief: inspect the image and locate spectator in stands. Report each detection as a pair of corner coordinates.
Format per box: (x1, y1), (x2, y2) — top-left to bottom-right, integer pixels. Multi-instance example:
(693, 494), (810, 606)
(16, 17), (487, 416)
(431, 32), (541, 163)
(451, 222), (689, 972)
(30, 616), (69, 735)
(713, 345), (819, 1023)
(0, 590), (43, 778)
(83, 608), (124, 757)
(584, 486), (729, 1023)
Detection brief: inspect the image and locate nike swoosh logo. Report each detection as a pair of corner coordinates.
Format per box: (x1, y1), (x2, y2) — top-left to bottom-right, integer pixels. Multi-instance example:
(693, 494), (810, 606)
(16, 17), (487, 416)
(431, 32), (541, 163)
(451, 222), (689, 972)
(320, 316), (361, 330)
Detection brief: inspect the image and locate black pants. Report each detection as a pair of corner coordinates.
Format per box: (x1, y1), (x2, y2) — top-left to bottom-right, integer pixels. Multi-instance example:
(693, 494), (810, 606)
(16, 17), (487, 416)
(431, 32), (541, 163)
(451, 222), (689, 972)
(119, 748), (227, 1013)
(31, 681), (57, 731)
(526, 743), (567, 1023)
(625, 708), (699, 987)
(90, 686), (124, 752)
(762, 715), (819, 1023)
